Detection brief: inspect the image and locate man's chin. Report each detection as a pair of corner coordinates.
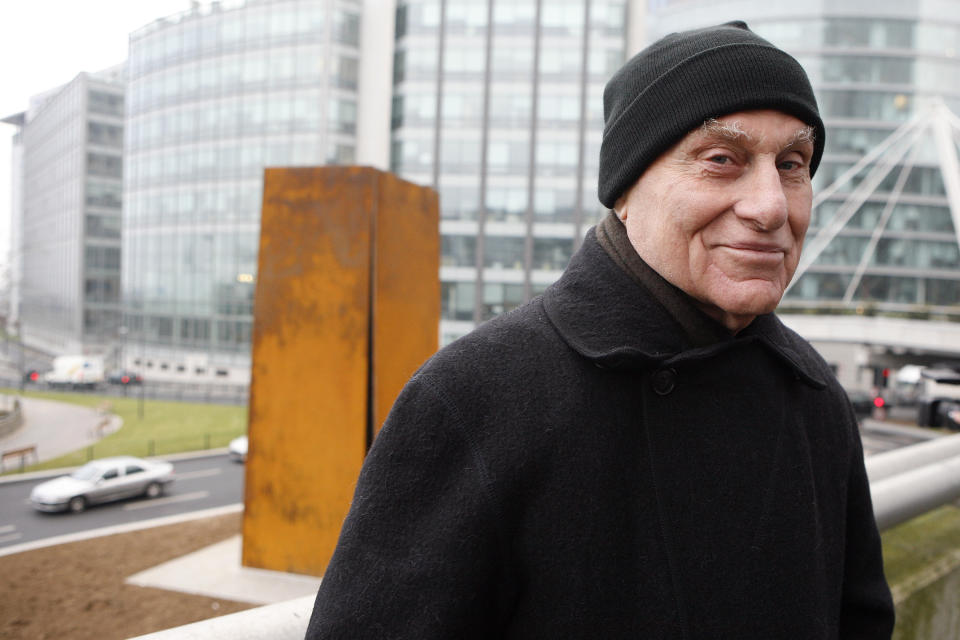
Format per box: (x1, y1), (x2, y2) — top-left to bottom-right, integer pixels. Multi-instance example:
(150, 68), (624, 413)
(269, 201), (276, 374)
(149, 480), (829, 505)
(702, 283), (785, 324)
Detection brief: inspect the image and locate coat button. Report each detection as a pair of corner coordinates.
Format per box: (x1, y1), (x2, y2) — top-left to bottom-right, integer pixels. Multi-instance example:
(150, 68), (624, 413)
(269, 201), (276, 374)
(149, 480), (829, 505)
(651, 368), (677, 395)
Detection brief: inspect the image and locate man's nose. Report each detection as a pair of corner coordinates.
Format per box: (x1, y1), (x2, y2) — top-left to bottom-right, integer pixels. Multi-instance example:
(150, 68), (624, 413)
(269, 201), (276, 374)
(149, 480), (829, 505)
(732, 161), (789, 231)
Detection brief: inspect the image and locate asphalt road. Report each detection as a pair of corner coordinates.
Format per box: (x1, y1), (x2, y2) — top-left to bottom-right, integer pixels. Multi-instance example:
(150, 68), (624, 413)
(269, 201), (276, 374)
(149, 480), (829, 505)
(0, 453), (244, 551)
(0, 415), (937, 554)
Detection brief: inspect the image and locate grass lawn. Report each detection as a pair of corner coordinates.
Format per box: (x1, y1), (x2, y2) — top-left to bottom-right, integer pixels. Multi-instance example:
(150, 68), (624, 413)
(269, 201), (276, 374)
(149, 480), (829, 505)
(882, 505), (960, 639)
(882, 504), (960, 597)
(1, 388), (247, 472)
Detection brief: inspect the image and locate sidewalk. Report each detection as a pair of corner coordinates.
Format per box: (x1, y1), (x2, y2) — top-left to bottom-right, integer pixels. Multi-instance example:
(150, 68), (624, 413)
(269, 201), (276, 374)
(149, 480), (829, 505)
(0, 394), (320, 616)
(0, 395), (121, 469)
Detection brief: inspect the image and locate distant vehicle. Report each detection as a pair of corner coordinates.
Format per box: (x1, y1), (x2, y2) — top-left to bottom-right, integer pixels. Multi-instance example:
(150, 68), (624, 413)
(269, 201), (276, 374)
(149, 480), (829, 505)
(917, 367), (960, 430)
(846, 389), (876, 418)
(29, 456), (175, 513)
(22, 369), (41, 384)
(845, 389), (889, 421)
(107, 370), (143, 386)
(229, 435), (248, 462)
(44, 355), (105, 390)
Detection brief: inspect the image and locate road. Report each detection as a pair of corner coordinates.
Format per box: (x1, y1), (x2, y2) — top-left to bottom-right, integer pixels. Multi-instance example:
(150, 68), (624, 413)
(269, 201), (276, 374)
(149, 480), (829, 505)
(0, 417), (937, 554)
(859, 418), (940, 457)
(0, 453), (244, 551)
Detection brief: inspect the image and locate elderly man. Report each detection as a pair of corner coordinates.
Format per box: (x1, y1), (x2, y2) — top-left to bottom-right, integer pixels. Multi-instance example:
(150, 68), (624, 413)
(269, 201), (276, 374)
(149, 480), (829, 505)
(306, 21), (894, 639)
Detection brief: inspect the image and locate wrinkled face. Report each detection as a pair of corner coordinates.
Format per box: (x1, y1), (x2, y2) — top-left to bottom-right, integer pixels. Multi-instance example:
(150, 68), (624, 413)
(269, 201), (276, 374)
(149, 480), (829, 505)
(615, 110), (815, 333)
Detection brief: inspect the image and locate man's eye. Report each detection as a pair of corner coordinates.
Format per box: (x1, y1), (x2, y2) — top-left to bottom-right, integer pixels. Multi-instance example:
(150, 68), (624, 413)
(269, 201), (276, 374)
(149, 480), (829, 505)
(778, 160), (801, 171)
(707, 155), (731, 165)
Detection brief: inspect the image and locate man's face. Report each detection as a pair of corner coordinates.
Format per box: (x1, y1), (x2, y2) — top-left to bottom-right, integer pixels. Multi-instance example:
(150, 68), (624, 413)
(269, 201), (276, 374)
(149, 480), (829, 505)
(616, 109), (815, 333)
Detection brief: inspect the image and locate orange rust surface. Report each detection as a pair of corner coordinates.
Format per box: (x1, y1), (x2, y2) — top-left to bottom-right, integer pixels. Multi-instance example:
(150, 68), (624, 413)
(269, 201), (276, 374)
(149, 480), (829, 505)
(372, 171), (440, 434)
(243, 167), (372, 576)
(242, 167), (439, 577)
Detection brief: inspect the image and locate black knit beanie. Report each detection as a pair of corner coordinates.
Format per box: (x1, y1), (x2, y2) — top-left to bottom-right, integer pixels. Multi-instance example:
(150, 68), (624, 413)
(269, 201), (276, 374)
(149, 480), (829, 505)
(598, 21), (825, 209)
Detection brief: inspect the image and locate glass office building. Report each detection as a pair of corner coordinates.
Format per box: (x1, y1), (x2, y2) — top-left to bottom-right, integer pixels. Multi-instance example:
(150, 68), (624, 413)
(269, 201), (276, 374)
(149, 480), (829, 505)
(7, 69), (126, 355)
(390, 0), (628, 343)
(124, 0), (361, 381)
(647, 1), (960, 321)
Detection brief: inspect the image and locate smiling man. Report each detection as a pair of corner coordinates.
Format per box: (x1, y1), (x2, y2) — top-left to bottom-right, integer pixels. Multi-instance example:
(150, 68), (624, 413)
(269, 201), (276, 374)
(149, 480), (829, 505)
(615, 111), (815, 333)
(307, 22), (894, 639)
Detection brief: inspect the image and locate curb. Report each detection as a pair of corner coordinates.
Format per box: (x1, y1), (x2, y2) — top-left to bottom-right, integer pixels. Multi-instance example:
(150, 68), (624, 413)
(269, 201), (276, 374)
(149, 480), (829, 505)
(0, 447), (233, 484)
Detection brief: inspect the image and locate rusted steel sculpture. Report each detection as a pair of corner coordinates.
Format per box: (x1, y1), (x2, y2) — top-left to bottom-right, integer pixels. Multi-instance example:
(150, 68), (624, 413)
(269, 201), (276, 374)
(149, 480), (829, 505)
(242, 167), (439, 576)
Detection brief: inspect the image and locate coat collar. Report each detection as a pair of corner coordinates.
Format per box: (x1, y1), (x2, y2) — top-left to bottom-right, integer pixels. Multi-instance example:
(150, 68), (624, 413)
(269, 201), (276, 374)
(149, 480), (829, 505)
(541, 228), (827, 389)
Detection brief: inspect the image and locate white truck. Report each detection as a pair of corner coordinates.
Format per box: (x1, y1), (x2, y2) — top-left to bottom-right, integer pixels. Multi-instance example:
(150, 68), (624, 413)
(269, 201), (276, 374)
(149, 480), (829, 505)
(44, 355), (106, 390)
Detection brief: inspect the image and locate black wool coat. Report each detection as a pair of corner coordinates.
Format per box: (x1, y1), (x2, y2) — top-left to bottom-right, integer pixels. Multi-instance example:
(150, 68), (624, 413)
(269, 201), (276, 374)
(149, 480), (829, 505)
(306, 229), (894, 639)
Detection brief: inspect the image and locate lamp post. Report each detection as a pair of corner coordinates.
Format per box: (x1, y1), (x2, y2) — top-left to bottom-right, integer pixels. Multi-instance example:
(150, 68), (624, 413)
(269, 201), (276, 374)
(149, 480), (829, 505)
(138, 317), (146, 420)
(15, 320), (24, 393)
(117, 325), (128, 396)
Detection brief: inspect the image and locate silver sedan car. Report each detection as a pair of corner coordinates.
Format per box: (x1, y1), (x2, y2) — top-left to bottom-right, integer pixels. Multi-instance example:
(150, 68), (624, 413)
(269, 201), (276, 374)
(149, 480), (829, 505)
(29, 456), (175, 513)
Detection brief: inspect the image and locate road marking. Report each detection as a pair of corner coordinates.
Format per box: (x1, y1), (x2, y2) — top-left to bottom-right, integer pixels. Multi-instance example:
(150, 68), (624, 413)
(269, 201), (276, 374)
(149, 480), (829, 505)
(0, 525), (15, 534)
(123, 491), (210, 511)
(175, 468), (222, 481)
(0, 504), (243, 558)
(0, 532), (22, 545)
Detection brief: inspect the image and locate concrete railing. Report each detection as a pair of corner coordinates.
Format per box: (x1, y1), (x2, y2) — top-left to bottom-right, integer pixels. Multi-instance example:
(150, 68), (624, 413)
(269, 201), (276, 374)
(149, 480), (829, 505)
(131, 594), (316, 639)
(131, 432), (960, 640)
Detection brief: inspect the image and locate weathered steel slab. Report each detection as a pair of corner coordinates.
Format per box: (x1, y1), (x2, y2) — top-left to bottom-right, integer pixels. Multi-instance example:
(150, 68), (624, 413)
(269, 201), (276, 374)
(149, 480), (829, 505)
(371, 171), (440, 436)
(242, 167), (438, 577)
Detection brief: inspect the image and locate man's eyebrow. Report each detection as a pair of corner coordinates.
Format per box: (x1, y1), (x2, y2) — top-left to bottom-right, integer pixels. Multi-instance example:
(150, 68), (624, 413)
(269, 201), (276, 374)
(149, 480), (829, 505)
(699, 119), (816, 149)
(700, 118), (749, 142)
(787, 125), (816, 148)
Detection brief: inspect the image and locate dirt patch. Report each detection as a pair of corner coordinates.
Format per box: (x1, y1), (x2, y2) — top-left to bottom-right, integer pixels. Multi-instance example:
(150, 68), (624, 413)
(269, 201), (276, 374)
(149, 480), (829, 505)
(0, 512), (258, 639)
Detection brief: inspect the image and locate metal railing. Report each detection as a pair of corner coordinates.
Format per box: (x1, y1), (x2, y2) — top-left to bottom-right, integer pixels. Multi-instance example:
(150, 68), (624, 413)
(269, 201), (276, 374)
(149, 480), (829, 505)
(130, 431), (960, 640)
(866, 431), (960, 531)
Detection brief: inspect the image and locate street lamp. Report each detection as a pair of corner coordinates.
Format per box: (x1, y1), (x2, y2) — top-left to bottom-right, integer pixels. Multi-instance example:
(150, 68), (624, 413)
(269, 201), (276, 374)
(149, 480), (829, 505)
(117, 325), (128, 396)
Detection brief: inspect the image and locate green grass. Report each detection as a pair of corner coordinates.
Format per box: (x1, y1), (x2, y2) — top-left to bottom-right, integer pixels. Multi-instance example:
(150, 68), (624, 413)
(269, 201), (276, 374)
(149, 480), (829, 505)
(1, 388), (247, 473)
(882, 505), (960, 639)
(882, 505), (960, 591)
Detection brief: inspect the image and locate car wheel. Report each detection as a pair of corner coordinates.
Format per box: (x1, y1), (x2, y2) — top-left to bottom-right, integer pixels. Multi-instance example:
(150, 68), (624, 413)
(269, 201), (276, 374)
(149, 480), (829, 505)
(145, 482), (163, 498)
(68, 496), (86, 513)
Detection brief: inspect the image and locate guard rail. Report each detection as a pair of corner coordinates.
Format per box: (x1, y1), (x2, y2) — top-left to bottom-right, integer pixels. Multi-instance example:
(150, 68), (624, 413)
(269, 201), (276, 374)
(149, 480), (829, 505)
(131, 431), (960, 640)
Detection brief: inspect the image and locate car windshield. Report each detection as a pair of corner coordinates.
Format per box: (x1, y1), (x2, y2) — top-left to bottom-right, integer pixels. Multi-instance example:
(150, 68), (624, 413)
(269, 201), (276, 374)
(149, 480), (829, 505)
(70, 463), (105, 482)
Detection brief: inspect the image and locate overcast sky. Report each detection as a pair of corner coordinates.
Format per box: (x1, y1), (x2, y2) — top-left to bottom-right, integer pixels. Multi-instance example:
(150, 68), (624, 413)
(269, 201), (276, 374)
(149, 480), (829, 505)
(0, 0), (194, 269)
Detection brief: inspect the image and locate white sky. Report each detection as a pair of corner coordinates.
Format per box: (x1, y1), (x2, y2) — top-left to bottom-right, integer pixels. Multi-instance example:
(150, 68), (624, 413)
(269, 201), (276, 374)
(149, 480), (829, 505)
(0, 0), (195, 269)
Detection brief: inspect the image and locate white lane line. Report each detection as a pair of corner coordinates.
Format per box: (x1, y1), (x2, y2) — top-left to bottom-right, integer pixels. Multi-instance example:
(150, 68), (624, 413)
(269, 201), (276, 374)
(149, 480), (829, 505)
(123, 491), (210, 511)
(174, 468), (223, 481)
(0, 532), (22, 545)
(0, 504), (243, 558)
(0, 525), (15, 535)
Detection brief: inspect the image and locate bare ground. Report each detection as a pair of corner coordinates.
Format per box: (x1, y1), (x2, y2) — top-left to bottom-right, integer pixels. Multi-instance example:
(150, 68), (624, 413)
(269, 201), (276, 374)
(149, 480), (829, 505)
(0, 512), (258, 640)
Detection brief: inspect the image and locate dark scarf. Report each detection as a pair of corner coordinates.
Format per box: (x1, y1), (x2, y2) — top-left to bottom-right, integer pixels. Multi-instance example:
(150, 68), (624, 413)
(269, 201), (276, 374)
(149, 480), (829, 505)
(595, 211), (732, 349)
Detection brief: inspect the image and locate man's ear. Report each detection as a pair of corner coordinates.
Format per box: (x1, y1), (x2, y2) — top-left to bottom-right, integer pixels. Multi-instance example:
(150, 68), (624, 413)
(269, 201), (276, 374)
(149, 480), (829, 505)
(614, 194), (628, 221)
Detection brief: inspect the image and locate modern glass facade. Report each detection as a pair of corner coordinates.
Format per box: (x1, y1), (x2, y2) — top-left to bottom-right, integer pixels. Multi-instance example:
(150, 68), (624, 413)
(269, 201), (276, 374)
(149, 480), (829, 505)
(390, 0), (628, 343)
(646, 1), (960, 321)
(124, 0), (361, 382)
(11, 69), (125, 354)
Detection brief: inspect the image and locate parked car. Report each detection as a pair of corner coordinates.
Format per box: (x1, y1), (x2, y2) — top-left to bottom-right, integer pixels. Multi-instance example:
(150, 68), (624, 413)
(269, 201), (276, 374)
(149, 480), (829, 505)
(107, 370), (143, 385)
(229, 435), (248, 462)
(29, 456), (174, 513)
(846, 389), (879, 419)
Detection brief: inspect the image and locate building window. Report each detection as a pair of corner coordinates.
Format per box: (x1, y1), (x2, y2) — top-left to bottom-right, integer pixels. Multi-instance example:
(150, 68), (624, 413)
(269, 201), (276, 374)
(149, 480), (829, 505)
(441, 235), (477, 267)
(442, 281), (476, 321)
(481, 283), (525, 320)
(89, 91), (124, 117)
(330, 98), (357, 134)
(88, 152), (123, 179)
(335, 11), (361, 46)
(88, 122), (123, 147)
